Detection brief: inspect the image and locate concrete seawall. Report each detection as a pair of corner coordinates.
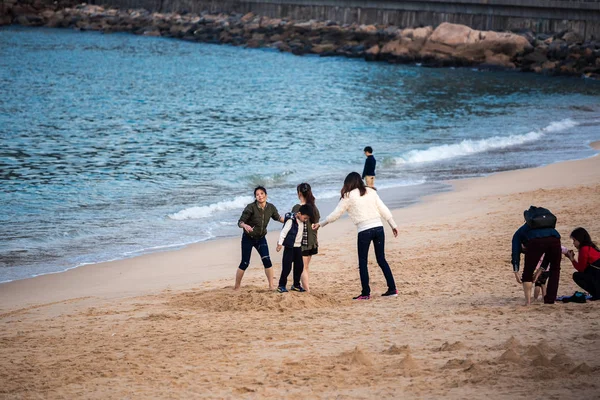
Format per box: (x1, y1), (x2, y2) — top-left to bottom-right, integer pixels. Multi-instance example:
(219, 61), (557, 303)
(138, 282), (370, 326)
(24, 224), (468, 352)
(88, 0), (600, 39)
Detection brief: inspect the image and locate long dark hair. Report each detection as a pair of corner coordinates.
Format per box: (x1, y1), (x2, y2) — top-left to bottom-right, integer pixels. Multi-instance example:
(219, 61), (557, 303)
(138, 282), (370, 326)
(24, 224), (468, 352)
(570, 227), (599, 251)
(297, 182), (315, 206)
(340, 172), (369, 199)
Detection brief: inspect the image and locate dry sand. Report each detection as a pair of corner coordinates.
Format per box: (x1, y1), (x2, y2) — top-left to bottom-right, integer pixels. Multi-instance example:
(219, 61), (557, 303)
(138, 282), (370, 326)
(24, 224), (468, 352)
(1, 142), (599, 399)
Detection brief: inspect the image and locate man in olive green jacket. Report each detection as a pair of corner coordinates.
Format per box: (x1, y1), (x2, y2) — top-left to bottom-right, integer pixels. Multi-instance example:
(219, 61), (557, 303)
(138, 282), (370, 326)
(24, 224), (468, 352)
(235, 186), (284, 290)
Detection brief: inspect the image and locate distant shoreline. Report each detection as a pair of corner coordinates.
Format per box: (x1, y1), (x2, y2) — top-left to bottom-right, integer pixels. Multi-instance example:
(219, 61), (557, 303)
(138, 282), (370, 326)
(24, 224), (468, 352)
(1, 3), (599, 79)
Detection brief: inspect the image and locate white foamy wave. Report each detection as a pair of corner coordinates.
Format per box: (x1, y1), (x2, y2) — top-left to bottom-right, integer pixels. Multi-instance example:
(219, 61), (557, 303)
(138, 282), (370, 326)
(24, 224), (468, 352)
(395, 119), (578, 165)
(543, 118), (579, 133)
(168, 196), (253, 220)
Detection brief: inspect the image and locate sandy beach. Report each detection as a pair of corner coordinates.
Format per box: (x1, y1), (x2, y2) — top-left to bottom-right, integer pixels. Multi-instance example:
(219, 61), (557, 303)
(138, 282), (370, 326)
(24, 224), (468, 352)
(1, 142), (599, 399)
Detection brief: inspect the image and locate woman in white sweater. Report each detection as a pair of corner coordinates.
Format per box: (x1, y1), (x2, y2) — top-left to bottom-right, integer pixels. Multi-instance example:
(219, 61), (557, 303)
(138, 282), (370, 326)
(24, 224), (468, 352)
(313, 172), (398, 300)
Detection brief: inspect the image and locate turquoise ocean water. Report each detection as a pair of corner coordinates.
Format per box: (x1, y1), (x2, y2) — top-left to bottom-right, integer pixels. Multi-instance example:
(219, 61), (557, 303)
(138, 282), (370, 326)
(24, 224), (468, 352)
(1, 26), (599, 282)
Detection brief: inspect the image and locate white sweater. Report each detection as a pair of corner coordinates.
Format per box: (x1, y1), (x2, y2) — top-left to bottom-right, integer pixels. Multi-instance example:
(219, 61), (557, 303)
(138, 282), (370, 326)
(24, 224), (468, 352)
(321, 188), (397, 232)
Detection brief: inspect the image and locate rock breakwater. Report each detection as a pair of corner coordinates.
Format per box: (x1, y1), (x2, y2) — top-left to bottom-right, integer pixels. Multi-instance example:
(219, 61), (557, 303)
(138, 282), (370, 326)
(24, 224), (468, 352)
(2, 3), (600, 79)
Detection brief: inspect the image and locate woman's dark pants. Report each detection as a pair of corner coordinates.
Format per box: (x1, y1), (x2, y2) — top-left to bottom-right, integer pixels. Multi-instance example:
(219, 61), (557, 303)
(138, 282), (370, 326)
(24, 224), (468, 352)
(573, 267), (600, 298)
(238, 234), (272, 270)
(523, 237), (561, 304)
(357, 226), (397, 296)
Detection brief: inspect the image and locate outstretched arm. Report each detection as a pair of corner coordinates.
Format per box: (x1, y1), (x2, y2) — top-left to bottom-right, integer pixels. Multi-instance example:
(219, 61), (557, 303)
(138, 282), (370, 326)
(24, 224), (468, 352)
(316, 198), (348, 230)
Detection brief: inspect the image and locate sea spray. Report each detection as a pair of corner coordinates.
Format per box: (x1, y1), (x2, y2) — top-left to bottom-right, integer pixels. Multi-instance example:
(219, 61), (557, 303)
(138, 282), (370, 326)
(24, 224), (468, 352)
(394, 118), (579, 165)
(169, 196), (253, 220)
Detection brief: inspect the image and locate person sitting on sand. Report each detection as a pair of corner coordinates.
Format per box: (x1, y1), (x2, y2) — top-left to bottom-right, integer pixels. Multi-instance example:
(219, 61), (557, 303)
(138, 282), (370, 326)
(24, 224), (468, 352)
(565, 227), (600, 300)
(312, 172), (398, 300)
(291, 183), (320, 292)
(511, 206), (562, 305)
(234, 186), (284, 290)
(276, 205), (314, 293)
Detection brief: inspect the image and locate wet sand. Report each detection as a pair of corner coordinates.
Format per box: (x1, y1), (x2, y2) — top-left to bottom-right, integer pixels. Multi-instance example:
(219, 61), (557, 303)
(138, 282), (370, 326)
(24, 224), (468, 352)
(1, 142), (599, 399)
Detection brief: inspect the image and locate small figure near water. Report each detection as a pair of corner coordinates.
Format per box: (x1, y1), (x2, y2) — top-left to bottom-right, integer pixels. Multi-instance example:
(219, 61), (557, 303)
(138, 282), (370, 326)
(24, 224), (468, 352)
(276, 205), (314, 293)
(291, 183), (320, 292)
(511, 206), (562, 305)
(313, 172), (399, 300)
(565, 227), (600, 300)
(362, 146), (376, 188)
(234, 186), (284, 290)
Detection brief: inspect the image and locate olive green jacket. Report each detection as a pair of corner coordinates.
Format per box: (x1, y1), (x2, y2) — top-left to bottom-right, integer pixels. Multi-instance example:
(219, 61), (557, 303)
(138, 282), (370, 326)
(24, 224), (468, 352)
(292, 203), (320, 250)
(238, 201), (281, 239)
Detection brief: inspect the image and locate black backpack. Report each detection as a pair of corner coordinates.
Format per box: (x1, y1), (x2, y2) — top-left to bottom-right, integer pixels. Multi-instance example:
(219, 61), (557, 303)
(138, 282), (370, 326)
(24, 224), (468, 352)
(524, 206), (557, 229)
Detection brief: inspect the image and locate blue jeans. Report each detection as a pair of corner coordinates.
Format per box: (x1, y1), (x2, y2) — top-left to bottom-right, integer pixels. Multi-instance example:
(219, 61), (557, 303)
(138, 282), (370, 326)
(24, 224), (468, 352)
(238, 234), (272, 270)
(357, 226), (396, 296)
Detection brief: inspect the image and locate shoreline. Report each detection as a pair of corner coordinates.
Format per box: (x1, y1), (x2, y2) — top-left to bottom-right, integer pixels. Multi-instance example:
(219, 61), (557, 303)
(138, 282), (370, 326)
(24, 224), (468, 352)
(1, 143), (599, 398)
(2, 4), (600, 79)
(1, 141), (598, 311)
(1, 131), (597, 287)
(0, 179), (450, 285)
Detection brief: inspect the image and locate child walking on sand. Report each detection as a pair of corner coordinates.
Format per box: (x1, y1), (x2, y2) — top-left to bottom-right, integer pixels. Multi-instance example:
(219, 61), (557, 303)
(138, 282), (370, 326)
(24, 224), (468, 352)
(276, 205), (314, 293)
(291, 183), (320, 292)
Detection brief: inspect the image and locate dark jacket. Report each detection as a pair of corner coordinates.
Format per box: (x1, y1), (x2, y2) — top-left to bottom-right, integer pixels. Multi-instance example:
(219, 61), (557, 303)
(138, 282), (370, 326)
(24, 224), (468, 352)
(362, 155), (376, 178)
(238, 201), (281, 240)
(292, 203), (320, 250)
(282, 214), (300, 248)
(511, 223), (561, 272)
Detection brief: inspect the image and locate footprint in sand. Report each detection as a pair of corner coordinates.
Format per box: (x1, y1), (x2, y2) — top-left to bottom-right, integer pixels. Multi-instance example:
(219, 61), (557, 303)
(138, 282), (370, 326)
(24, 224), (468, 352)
(570, 363), (592, 374)
(382, 344), (410, 355)
(498, 348), (522, 364)
(531, 354), (552, 367)
(535, 339), (555, 354)
(396, 354), (422, 377)
(443, 358), (474, 370)
(497, 336), (521, 351)
(338, 346), (373, 367)
(525, 345), (546, 358)
(438, 341), (465, 352)
(551, 352), (574, 367)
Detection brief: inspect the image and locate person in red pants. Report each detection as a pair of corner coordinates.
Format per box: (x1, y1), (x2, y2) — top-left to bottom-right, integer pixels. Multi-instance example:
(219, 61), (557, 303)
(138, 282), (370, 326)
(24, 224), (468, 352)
(511, 207), (562, 305)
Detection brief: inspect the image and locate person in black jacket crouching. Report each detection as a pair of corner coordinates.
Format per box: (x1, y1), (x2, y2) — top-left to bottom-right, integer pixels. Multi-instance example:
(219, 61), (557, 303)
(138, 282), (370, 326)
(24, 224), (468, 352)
(511, 206), (562, 305)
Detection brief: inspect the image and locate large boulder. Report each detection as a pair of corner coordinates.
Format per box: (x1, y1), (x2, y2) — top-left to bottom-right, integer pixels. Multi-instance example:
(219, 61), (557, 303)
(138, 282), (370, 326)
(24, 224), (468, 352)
(357, 24), (377, 34)
(562, 31), (583, 45)
(364, 44), (380, 60)
(421, 22), (532, 65)
(380, 39), (411, 58)
(412, 26), (433, 42)
(428, 23), (477, 46)
(477, 30), (532, 57)
(482, 51), (515, 69)
(311, 43), (337, 54)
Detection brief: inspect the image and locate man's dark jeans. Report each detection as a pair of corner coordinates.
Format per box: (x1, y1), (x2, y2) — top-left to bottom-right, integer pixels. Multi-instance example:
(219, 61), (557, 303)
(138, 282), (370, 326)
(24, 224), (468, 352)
(357, 226), (396, 296)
